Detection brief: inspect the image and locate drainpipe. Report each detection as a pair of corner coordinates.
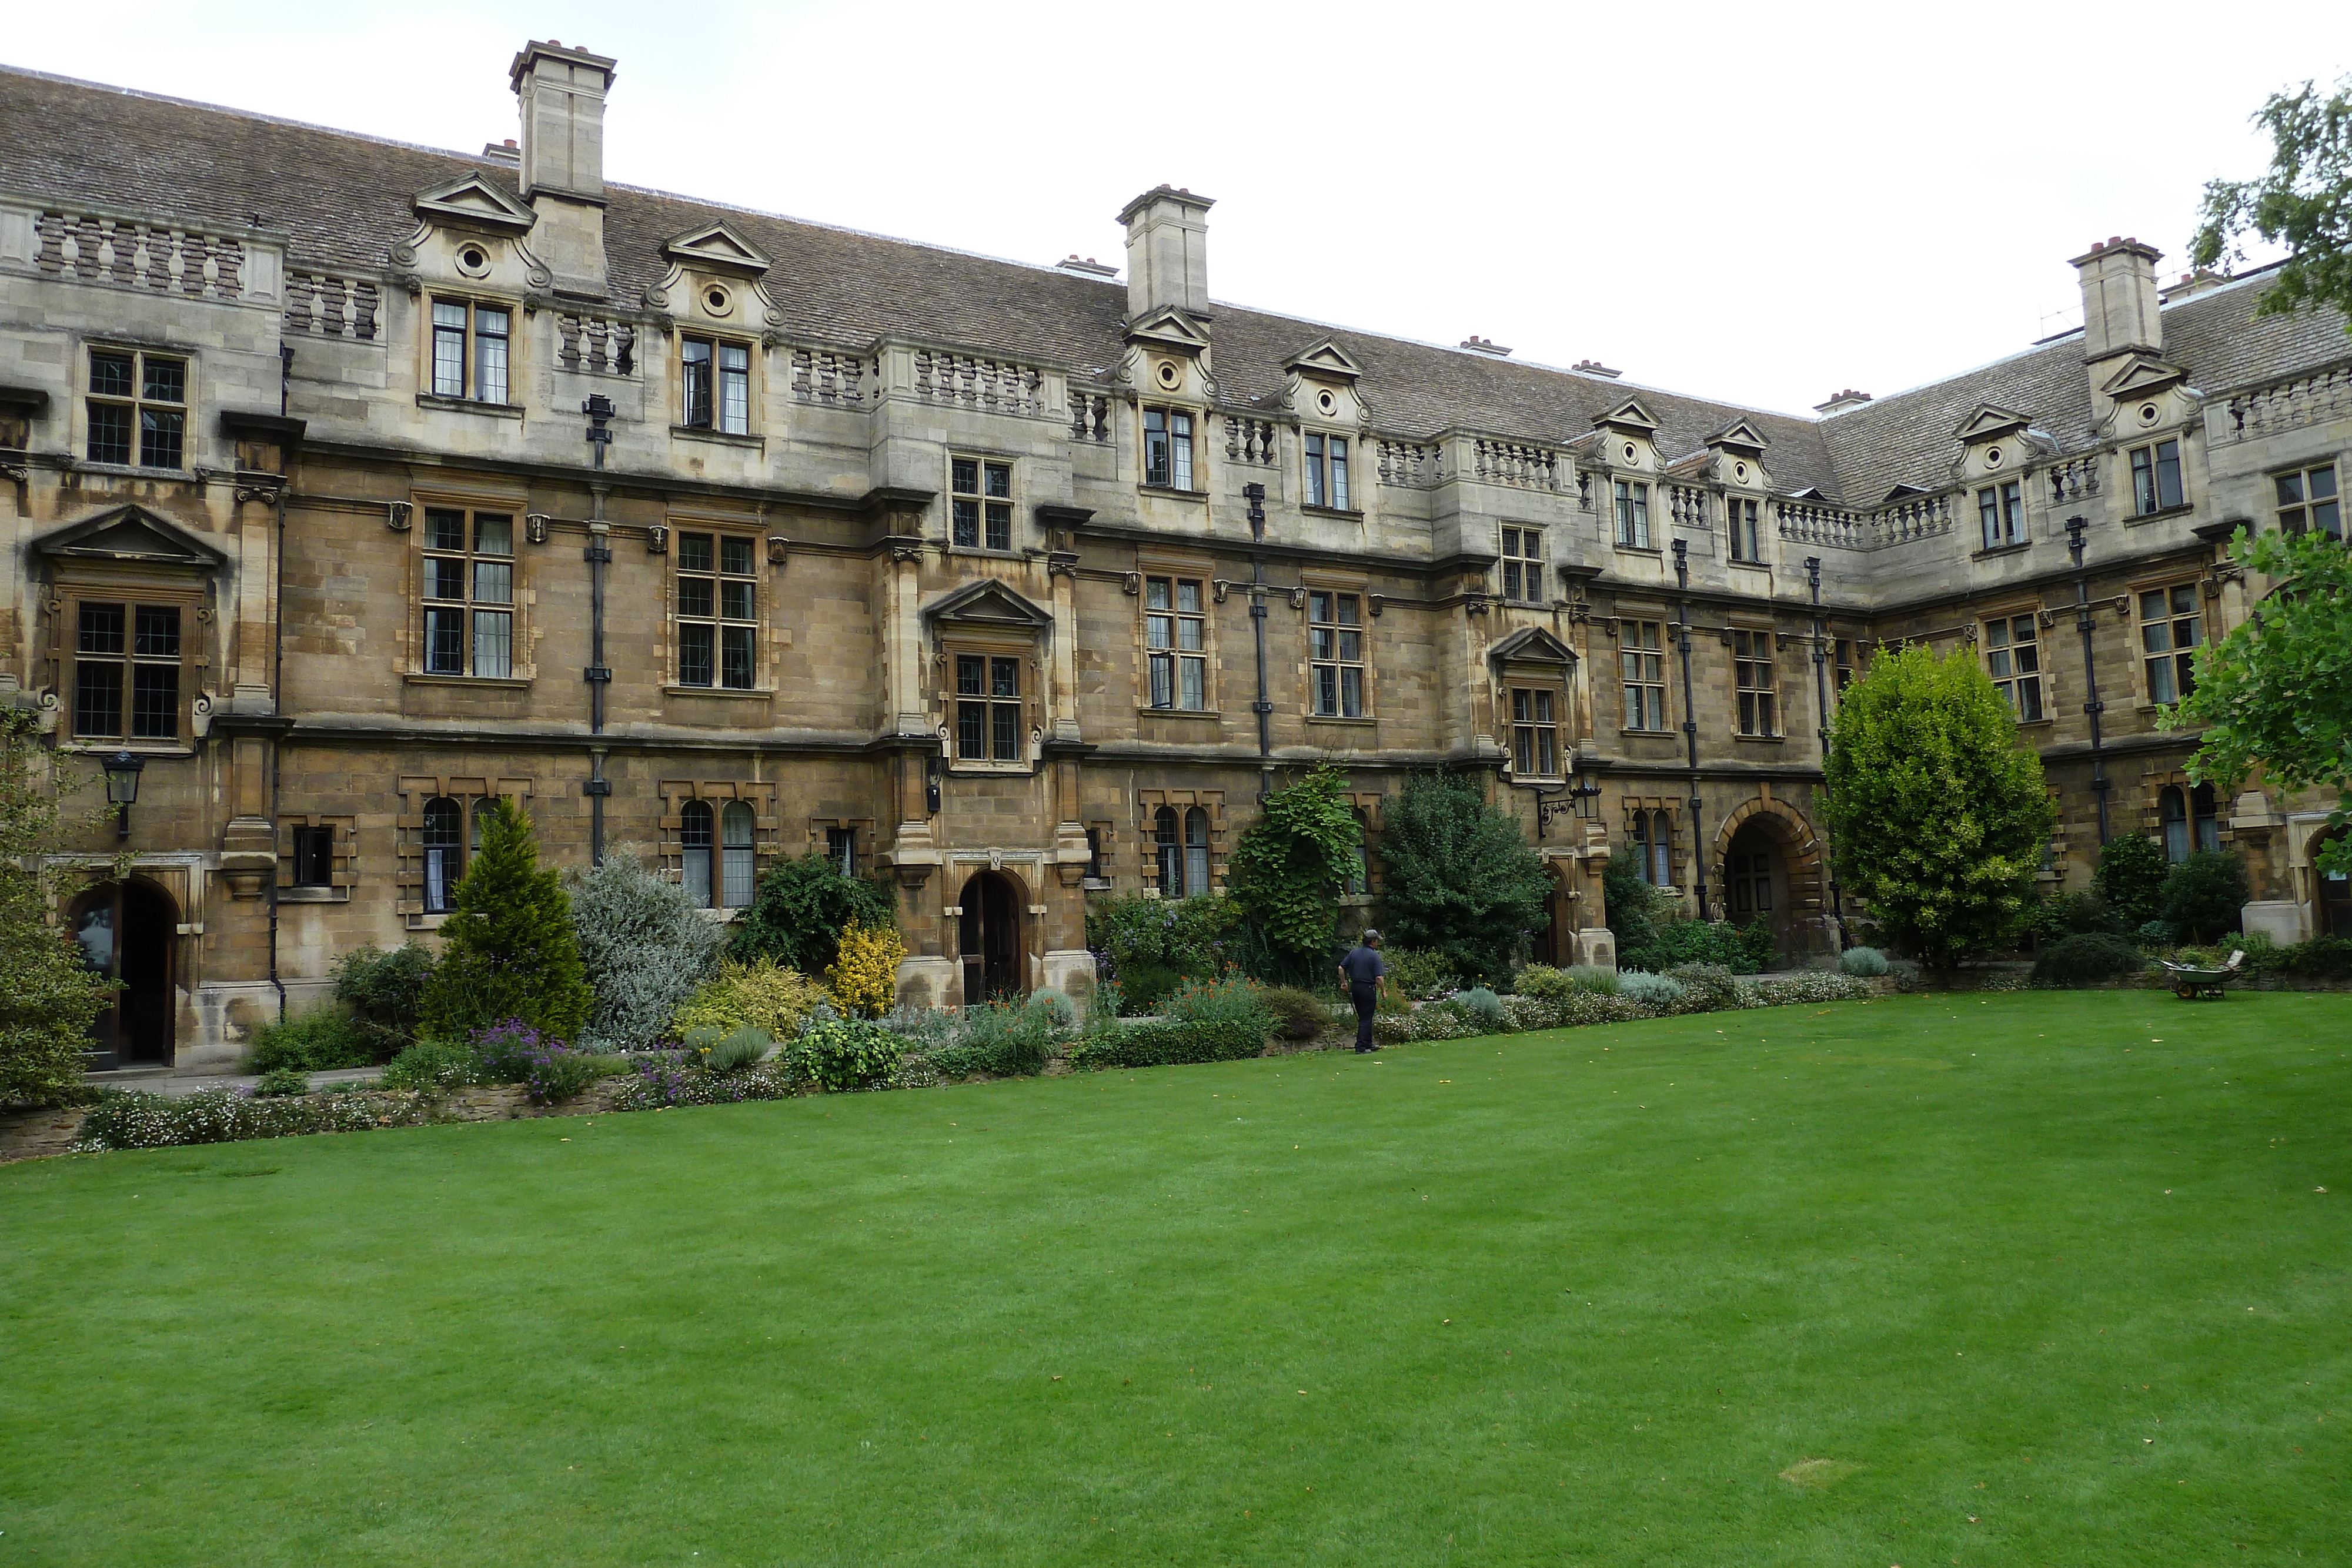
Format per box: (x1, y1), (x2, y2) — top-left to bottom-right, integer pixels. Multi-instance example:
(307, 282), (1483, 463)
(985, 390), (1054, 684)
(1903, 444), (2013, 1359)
(1244, 482), (1272, 801)
(2067, 516), (2111, 845)
(582, 396), (615, 862)
(1805, 556), (1843, 948)
(1673, 538), (1707, 921)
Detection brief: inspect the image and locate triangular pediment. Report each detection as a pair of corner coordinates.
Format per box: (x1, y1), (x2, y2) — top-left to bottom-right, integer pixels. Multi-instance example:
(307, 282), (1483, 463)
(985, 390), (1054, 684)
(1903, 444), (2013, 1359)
(662, 221), (773, 276)
(34, 506), (227, 569)
(1881, 483), (1929, 502)
(1706, 417), (1770, 453)
(1594, 397), (1661, 435)
(923, 579), (1053, 628)
(1952, 403), (2034, 444)
(1125, 305), (1211, 350)
(1281, 335), (1364, 381)
(1488, 626), (1578, 668)
(412, 173), (537, 235)
(2098, 355), (2189, 399)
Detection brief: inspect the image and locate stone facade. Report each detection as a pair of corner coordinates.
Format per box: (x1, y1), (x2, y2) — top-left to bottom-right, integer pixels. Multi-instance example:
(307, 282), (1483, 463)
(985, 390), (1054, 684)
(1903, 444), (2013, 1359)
(2, 45), (2347, 1072)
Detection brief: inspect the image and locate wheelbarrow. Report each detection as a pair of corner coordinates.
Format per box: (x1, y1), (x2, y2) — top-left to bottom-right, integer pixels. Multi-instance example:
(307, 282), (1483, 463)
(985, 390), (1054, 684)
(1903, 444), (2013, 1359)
(2158, 950), (2244, 1000)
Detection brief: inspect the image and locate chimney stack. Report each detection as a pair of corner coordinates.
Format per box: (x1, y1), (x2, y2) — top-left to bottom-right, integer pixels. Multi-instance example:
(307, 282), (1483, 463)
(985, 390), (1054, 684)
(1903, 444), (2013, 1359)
(1458, 336), (1513, 358)
(2070, 235), (2163, 365)
(1117, 186), (1213, 322)
(510, 39), (617, 296)
(1813, 389), (1873, 415)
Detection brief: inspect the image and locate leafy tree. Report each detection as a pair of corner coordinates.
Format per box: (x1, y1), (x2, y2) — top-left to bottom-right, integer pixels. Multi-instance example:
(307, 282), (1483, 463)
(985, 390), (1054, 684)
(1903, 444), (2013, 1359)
(2191, 76), (2352, 329)
(1375, 771), (1552, 984)
(1820, 642), (2054, 970)
(2159, 851), (2251, 944)
(2092, 833), (2171, 928)
(565, 847), (724, 1051)
(0, 710), (115, 1107)
(419, 796), (592, 1042)
(2167, 525), (2352, 876)
(1227, 764), (1362, 968)
(730, 852), (895, 974)
(1601, 854), (1669, 972)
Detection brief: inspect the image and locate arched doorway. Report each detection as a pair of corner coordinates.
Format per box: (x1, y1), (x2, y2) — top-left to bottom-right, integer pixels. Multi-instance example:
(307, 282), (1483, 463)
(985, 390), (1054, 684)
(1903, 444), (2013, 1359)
(2312, 826), (2351, 938)
(1723, 821), (1786, 952)
(957, 870), (1025, 1003)
(1712, 795), (1830, 958)
(69, 879), (177, 1069)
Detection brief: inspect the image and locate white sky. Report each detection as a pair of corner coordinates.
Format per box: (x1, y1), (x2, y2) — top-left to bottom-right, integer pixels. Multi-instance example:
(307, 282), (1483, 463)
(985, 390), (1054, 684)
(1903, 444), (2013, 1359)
(7, 1), (2339, 416)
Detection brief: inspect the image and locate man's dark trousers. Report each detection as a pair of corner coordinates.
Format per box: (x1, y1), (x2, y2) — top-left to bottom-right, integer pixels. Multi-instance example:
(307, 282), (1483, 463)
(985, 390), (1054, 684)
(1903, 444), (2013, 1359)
(1352, 984), (1378, 1051)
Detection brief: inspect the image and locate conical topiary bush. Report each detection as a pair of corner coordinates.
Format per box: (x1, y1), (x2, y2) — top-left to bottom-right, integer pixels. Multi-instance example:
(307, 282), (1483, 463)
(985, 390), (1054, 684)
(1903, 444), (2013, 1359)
(419, 796), (592, 1042)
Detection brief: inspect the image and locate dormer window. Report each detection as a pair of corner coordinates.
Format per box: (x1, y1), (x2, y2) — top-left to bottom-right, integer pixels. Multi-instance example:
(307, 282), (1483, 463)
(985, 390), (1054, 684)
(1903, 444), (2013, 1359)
(1727, 498), (1760, 563)
(1977, 482), (2023, 550)
(2129, 439), (2183, 515)
(1305, 433), (1351, 510)
(1614, 480), (1652, 548)
(681, 336), (751, 434)
(1144, 407), (1195, 490)
(431, 299), (510, 403)
(86, 350), (185, 469)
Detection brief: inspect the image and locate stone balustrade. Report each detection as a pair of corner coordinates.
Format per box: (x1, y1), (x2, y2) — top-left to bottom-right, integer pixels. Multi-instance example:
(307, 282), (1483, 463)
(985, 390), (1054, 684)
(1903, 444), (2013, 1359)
(1068, 389), (1112, 442)
(2045, 453), (2102, 504)
(1667, 483), (1712, 530)
(1869, 492), (1953, 546)
(912, 349), (1045, 417)
(1774, 498), (1867, 549)
(1377, 439), (1436, 487)
(282, 272), (380, 340)
(1470, 436), (1561, 490)
(2222, 360), (2352, 443)
(789, 346), (867, 404)
(1224, 416), (1277, 465)
(555, 311), (635, 375)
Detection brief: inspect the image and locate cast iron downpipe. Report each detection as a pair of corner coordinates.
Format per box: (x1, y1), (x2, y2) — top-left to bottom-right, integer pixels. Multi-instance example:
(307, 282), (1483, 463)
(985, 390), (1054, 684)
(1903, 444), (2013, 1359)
(1244, 482), (1272, 800)
(1805, 556), (1843, 943)
(2067, 515), (2112, 845)
(1672, 538), (1708, 921)
(582, 396), (615, 862)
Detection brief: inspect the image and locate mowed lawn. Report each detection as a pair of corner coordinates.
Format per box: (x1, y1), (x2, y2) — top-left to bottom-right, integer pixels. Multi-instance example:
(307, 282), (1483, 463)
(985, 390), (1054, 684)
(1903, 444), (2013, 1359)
(3, 993), (2348, 1567)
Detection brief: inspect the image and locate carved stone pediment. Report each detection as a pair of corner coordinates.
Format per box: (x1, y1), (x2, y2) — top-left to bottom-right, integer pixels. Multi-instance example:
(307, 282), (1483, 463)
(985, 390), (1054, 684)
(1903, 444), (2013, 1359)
(412, 173), (539, 235)
(34, 505), (226, 569)
(921, 579), (1053, 629)
(1488, 626), (1579, 670)
(661, 221), (774, 277)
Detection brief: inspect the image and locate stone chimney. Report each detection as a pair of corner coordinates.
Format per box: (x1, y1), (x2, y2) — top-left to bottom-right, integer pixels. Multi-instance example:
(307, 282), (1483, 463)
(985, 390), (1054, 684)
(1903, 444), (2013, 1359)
(1458, 336), (1512, 358)
(1813, 389), (1873, 416)
(510, 39), (617, 296)
(1117, 186), (1212, 322)
(2070, 235), (2163, 364)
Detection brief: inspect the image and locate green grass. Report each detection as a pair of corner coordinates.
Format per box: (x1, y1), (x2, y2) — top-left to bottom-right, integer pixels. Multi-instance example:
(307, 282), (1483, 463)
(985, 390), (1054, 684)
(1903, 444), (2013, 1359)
(4, 991), (2348, 1566)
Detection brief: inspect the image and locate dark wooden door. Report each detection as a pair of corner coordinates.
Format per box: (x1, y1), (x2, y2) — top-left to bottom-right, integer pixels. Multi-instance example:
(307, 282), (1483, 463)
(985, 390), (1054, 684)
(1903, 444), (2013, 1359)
(69, 881), (175, 1069)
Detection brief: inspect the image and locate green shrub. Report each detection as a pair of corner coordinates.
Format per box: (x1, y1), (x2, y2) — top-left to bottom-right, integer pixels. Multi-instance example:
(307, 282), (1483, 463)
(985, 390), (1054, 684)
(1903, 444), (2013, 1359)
(2283, 935), (2352, 979)
(0, 709), (118, 1111)
(669, 961), (827, 1041)
(609, 1054), (801, 1111)
(1227, 764), (1363, 973)
(1603, 858), (1673, 975)
(2138, 919), (2177, 946)
(1658, 920), (1769, 975)
(684, 1025), (771, 1074)
(1838, 946), (1889, 977)
(75, 1086), (435, 1150)
(930, 998), (1050, 1079)
(333, 942), (436, 1059)
(1376, 771), (1552, 983)
(246, 1007), (373, 1073)
(566, 847), (726, 1051)
(1496, 992), (1656, 1033)
(419, 798), (593, 1042)
(1258, 986), (1329, 1041)
(1617, 971), (1687, 1009)
(1380, 947), (1459, 1001)
(2159, 851), (2250, 944)
(1514, 962), (1572, 1001)
(1565, 966), (1622, 995)
(1749, 972), (1875, 1005)
(379, 1037), (489, 1094)
(789, 1018), (907, 1092)
(1664, 963), (1758, 1013)
(730, 852), (896, 976)
(2032, 932), (2147, 985)
(1455, 987), (1505, 1031)
(1087, 893), (1243, 1002)
(2093, 834), (2170, 927)
(252, 1067), (310, 1097)
(1067, 1014), (1272, 1070)
(2037, 891), (2124, 939)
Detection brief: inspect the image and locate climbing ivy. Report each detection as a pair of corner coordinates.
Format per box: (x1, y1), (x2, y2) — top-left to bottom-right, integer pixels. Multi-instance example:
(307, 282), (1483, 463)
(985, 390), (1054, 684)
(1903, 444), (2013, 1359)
(1228, 764), (1363, 968)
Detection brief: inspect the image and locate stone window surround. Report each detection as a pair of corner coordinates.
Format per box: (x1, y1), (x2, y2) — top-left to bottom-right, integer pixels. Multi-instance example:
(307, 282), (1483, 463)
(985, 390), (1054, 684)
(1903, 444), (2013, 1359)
(1975, 599), (2054, 726)
(936, 632), (1039, 774)
(948, 451), (1018, 554)
(2127, 572), (2208, 710)
(1729, 623), (1780, 740)
(1135, 787), (1225, 897)
(663, 514), (770, 696)
(673, 325), (760, 438)
(1615, 615), (1671, 736)
(278, 812), (357, 902)
(394, 774), (534, 926)
(45, 577), (209, 754)
(1133, 548), (1220, 718)
(1301, 570), (1374, 723)
(406, 488), (531, 686)
(423, 293), (520, 408)
(1140, 402), (1201, 494)
(1622, 798), (1684, 890)
(656, 780), (781, 915)
(82, 341), (191, 472)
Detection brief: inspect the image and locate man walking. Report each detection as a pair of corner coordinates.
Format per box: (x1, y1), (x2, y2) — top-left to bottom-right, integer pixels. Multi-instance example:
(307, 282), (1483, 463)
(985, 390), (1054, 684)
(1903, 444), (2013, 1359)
(1338, 928), (1386, 1053)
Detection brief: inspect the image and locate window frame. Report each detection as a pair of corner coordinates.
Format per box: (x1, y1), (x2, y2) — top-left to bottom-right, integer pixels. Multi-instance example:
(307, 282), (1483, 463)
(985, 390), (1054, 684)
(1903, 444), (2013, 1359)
(2128, 437), (2185, 516)
(84, 346), (189, 470)
(2273, 460), (2341, 538)
(1982, 612), (2046, 722)
(428, 296), (514, 406)
(951, 456), (1016, 552)
(1976, 480), (2024, 550)
(2136, 580), (2203, 706)
(1142, 405), (1198, 492)
(416, 504), (520, 681)
(1732, 627), (1778, 737)
(1510, 685), (1563, 779)
(1613, 479), (1652, 549)
(945, 642), (1033, 770)
(679, 333), (755, 436)
(1620, 618), (1669, 733)
(289, 823), (336, 890)
(1726, 496), (1762, 563)
(1144, 573), (1212, 712)
(1499, 527), (1547, 604)
(65, 595), (196, 745)
(671, 527), (763, 691)
(1307, 589), (1369, 719)
(1304, 431), (1353, 511)
(1629, 807), (1675, 888)
(420, 795), (466, 914)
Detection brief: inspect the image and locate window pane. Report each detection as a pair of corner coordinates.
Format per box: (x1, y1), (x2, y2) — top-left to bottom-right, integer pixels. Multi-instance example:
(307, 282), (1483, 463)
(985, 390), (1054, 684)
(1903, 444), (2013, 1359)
(425, 607), (465, 674)
(140, 408), (184, 468)
(473, 560), (512, 606)
(1337, 629), (1361, 662)
(991, 657), (1019, 698)
(432, 325), (466, 398)
(1146, 577), (1171, 610)
(721, 536), (756, 576)
(476, 322), (509, 404)
(1147, 613), (1172, 650)
(993, 702), (1020, 760)
(472, 610), (511, 678)
(957, 654), (985, 696)
(2147, 658), (2177, 704)
(86, 402), (132, 466)
(1341, 666), (1364, 717)
(1176, 615), (1202, 651)
(135, 606), (180, 658)
(721, 580), (755, 621)
(78, 603), (125, 655)
(677, 576), (714, 619)
(131, 664), (178, 739)
(1331, 440), (1349, 509)
(951, 498), (979, 548)
(74, 661), (123, 737)
(1187, 845), (1210, 896)
(474, 514), (512, 555)
(425, 557), (465, 600)
(985, 462), (1012, 499)
(722, 846), (756, 908)
(953, 457), (979, 495)
(986, 502), (1011, 552)
(1337, 595), (1361, 626)
(721, 624), (755, 688)
(1176, 580), (1201, 613)
(684, 847), (713, 907)
(1315, 666), (1337, 715)
(1171, 415), (1193, 489)
(1149, 652), (1173, 708)
(426, 509), (466, 551)
(89, 352), (135, 399)
(678, 623), (714, 687)
(1180, 656), (1204, 709)
(677, 532), (714, 573)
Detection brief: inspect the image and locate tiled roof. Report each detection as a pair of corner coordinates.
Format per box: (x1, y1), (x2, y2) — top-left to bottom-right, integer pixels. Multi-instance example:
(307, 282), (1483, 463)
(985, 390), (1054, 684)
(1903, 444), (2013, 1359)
(5, 65), (2347, 509)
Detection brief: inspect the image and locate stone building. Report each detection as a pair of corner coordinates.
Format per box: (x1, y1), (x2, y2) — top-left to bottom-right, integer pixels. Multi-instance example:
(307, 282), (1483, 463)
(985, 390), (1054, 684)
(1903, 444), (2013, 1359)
(2, 44), (2346, 1073)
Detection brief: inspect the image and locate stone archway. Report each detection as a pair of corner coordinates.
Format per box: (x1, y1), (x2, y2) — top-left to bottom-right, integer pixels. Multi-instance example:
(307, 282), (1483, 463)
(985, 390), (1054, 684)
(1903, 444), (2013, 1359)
(956, 868), (1028, 1004)
(1709, 795), (1830, 957)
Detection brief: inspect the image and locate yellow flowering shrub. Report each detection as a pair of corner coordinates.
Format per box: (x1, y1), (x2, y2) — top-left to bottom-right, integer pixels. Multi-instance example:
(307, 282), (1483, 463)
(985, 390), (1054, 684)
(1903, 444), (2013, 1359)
(826, 922), (906, 1019)
(666, 960), (826, 1042)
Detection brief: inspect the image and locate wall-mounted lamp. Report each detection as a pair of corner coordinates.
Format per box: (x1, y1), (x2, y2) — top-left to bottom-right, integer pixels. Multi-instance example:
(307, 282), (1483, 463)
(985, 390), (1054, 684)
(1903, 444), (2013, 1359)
(102, 749), (145, 840)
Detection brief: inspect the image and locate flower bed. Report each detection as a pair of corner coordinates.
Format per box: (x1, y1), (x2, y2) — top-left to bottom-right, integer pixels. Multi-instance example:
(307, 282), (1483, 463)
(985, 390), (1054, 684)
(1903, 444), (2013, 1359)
(74, 1087), (437, 1152)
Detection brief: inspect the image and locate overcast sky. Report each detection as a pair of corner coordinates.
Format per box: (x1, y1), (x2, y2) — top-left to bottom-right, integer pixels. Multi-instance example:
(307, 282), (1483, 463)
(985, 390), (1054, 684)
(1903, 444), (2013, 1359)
(8, 1), (2339, 416)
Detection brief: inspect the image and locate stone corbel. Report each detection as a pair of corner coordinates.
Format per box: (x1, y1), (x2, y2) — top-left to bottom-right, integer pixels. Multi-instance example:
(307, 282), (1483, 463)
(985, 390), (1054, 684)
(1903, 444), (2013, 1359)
(1465, 591), (1490, 617)
(646, 524), (669, 553)
(386, 501), (413, 531)
(1210, 579), (1231, 603)
(395, 271), (422, 298)
(1122, 570), (1142, 596)
(767, 535), (790, 566)
(0, 456), (28, 485)
(891, 543), (923, 566)
(1368, 594), (1385, 617)
(232, 473), (285, 505)
(189, 691), (215, 740)
(1047, 550), (1078, 580)
(219, 851), (276, 900)
(526, 513), (552, 544)
(1288, 586), (1307, 610)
